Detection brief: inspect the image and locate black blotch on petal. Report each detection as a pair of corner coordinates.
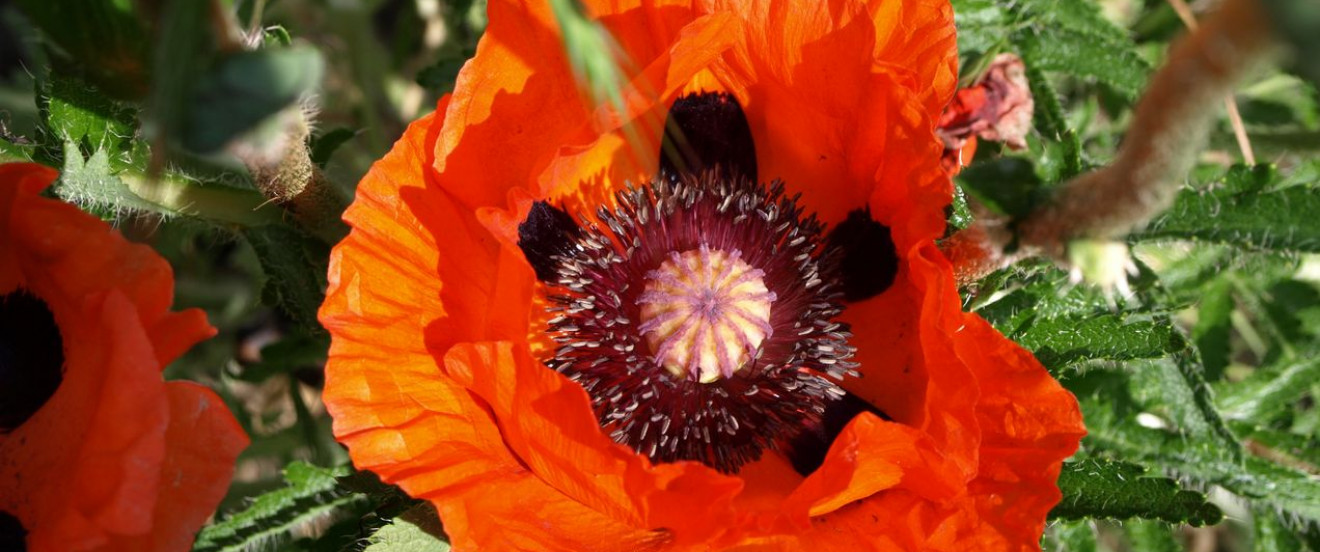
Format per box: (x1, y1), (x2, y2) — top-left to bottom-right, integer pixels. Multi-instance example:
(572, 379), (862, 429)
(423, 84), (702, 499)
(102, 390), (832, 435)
(517, 201), (583, 283)
(0, 510), (25, 552)
(0, 289), (64, 434)
(826, 209), (899, 302)
(660, 92), (758, 183)
(783, 392), (890, 476)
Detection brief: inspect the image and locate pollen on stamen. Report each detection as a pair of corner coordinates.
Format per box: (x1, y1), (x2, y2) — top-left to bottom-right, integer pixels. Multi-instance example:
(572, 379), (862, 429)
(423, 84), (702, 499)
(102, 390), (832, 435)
(638, 245), (776, 383)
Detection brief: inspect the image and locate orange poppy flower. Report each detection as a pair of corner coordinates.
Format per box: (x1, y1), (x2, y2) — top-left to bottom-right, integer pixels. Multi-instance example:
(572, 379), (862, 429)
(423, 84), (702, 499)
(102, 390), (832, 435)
(321, 0), (1083, 550)
(0, 163), (248, 552)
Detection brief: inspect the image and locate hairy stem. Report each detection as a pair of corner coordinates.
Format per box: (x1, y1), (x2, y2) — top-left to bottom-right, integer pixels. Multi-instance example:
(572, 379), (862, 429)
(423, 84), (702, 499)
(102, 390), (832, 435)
(1018, 0), (1277, 257)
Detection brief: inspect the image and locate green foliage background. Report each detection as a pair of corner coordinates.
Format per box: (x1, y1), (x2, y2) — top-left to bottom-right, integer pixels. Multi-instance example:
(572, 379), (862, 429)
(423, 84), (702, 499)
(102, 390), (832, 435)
(0, 0), (1317, 550)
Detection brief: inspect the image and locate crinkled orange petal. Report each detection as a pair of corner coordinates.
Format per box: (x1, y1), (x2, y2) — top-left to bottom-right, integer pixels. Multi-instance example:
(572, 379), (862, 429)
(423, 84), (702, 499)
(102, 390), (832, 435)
(107, 383), (249, 552)
(841, 243), (980, 478)
(537, 12), (742, 211)
(2, 291), (168, 551)
(949, 315), (1086, 550)
(866, 0), (958, 118)
(442, 341), (744, 543)
(786, 414), (961, 519)
(434, 0), (589, 209)
(324, 108), (671, 548)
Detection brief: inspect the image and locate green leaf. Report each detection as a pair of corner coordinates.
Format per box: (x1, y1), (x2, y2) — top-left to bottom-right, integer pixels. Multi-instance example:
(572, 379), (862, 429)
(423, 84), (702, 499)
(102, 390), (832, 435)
(53, 140), (158, 216)
(309, 127), (359, 168)
(1008, 0), (1151, 100)
(52, 141), (284, 226)
(40, 75), (136, 153)
(949, 0), (1010, 84)
(1082, 373), (1320, 527)
(1134, 164), (1320, 252)
(0, 139), (35, 163)
(1254, 506), (1307, 552)
(1050, 457), (1223, 526)
(15, 0), (151, 99)
(956, 156), (1044, 219)
(1217, 355), (1320, 424)
(185, 46), (326, 153)
(1125, 521), (1182, 552)
(193, 462), (363, 552)
(1014, 314), (1185, 372)
(1043, 521), (1097, 552)
(364, 503), (451, 552)
(243, 224), (330, 333)
(1025, 65), (1084, 181)
(1192, 279), (1234, 381)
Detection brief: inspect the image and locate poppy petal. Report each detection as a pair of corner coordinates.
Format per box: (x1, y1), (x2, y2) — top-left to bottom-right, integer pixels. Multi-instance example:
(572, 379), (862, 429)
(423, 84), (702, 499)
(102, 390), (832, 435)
(107, 383), (249, 552)
(866, 0), (959, 117)
(441, 341), (745, 542)
(841, 243), (980, 478)
(951, 315), (1086, 550)
(1, 291), (169, 551)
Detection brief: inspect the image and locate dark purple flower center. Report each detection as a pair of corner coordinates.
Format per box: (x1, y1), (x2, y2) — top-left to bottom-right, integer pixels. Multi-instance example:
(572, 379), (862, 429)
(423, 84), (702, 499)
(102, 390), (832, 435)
(516, 92), (902, 474)
(0, 289), (64, 434)
(0, 510), (25, 552)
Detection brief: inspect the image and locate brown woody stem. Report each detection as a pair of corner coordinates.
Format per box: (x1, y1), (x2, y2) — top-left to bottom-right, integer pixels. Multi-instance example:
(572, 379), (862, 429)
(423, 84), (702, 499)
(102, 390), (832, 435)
(1019, 0), (1276, 256)
(946, 0), (1280, 282)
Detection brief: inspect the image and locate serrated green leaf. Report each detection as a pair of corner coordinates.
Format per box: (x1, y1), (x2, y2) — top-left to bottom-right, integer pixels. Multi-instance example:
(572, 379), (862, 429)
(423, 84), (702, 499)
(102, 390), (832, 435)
(1050, 457), (1223, 526)
(1015, 314), (1185, 371)
(1083, 376), (1320, 528)
(1008, 0), (1151, 100)
(1012, 27), (1149, 101)
(53, 140), (157, 216)
(1, 138), (37, 163)
(949, 0), (1010, 83)
(41, 75), (136, 153)
(1135, 164), (1320, 252)
(364, 503), (450, 552)
(1025, 66), (1084, 181)
(243, 224), (330, 333)
(52, 140), (284, 226)
(193, 462), (362, 552)
(1254, 506), (1306, 552)
(1234, 424), (1320, 475)
(945, 184), (973, 234)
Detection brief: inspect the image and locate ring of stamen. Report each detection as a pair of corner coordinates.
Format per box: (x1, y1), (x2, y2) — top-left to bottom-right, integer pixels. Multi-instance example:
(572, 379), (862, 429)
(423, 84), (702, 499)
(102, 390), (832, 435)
(638, 245), (776, 383)
(519, 172), (859, 473)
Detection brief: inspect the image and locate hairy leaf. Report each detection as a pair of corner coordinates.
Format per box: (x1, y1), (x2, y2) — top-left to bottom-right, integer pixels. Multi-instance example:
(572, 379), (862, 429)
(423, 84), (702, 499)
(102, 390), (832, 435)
(1135, 165), (1320, 252)
(193, 462), (362, 552)
(243, 224), (330, 333)
(1009, 0), (1151, 100)
(1015, 315), (1185, 371)
(1050, 457), (1223, 526)
(364, 503), (450, 552)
